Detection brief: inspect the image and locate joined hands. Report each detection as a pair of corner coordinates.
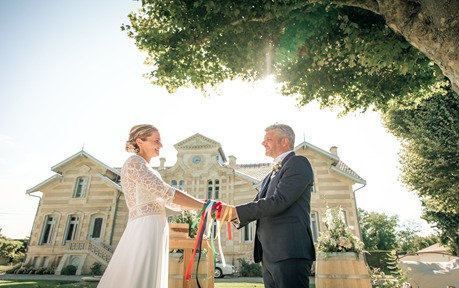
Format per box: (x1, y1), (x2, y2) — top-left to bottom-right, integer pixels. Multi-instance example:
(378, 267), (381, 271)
(216, 202), (238, 223)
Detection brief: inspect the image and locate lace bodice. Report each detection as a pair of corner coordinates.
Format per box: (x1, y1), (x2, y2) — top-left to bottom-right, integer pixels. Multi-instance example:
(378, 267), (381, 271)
(121, 155), (180, 220)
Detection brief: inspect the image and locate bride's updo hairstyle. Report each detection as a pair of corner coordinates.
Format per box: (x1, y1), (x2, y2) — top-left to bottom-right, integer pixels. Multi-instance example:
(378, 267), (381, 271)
(125, 124), (159, 153)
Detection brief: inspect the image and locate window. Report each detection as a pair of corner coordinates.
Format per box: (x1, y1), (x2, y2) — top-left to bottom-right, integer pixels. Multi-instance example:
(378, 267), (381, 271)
(64, 215), (80, 244)
(40, 215), (56, 245)
(310, 211), (319, 242)
(207, 180), (213, 199)
(74, 177), (88, 198)
(42, 257), (50, 268)
(70, 256), (80, 270)
(207, 179), (220, 199)
(55, 256), (62, 267)
(216, 154), (224, 165)
(91, 217), (103, 239)
(214, 180), (219, 199)
(242, 222), (254, 242)
(33, 256), (41, 269)
(89, 215), (105, 242)
(171, 180), (185, 190)
(340, 210), (348, 225)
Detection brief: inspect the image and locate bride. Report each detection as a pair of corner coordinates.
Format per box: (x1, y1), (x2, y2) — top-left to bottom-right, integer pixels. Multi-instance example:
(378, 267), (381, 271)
(98, 124), (205, 288)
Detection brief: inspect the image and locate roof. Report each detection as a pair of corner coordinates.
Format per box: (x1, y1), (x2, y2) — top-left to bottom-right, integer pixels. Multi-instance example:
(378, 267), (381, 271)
(331, 161), (366, 184)
(97, 173), (122, 191)
(174, 133), (227, 163)
(28, 137), (365, 194)
(26, 174), (64, 194)
(295, 141), (340, 162)
(27, 150), (121, 194)
(296, 140), (365, 184)
(230, 142), (366, 185)
(51, 150), (120, 176)
(417, 243), (448, 254)
(236, 163), (271, 181)
(174, 133), (222, 149)
(399, 243), (458, 261)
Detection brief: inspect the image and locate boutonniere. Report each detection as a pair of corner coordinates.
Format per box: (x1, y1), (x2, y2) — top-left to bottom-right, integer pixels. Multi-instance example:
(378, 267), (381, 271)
(272, 163), (282, 174)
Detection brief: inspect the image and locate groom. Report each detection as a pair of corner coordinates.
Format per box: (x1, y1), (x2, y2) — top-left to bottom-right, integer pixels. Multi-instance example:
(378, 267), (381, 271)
(226, 123), (316, 288)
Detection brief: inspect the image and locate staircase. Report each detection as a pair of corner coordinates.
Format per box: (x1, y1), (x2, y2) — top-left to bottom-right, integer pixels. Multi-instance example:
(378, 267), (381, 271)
(56, 240), (114, 275)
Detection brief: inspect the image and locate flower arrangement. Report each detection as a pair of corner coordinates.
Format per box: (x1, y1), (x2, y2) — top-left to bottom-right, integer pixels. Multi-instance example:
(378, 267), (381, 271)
(125, 142), (138, 153)
(316, 206), (366, 255)
(272, 163), (282, 174)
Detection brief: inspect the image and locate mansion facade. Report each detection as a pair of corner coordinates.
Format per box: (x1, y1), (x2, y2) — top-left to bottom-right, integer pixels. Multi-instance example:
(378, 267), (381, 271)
(24, 133), (366, 275)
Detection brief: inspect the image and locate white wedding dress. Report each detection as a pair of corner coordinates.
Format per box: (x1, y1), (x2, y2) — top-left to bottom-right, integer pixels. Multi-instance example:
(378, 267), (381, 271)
(98, 155), (181, 288)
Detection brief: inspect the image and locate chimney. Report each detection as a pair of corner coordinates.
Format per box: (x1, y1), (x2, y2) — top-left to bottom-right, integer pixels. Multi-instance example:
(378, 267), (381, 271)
(159, 157), (166, 170)
(329, 146), (338, 156)
(228, 155), (237, 168)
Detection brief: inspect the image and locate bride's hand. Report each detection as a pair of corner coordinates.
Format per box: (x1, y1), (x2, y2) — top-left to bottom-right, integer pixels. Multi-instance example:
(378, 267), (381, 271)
(219, 203), (236, 222)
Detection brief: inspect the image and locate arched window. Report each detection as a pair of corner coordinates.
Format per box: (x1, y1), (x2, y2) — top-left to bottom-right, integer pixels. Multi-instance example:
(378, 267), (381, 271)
(171, 180), (185, 190)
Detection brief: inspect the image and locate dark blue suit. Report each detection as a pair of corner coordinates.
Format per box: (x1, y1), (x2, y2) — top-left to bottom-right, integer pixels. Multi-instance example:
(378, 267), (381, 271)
(236, 152), (316, 287)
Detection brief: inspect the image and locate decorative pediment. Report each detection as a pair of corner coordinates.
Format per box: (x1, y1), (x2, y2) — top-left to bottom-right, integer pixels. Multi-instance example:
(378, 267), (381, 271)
(174, 133), (221, 150)
(51, 150), (119, 176)
(294, 141), (340, 162)
(79, 165), (91, 173)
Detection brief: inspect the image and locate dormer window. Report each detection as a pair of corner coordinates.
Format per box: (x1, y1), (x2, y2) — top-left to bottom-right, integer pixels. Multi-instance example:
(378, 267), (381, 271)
(73, 177), (88, 198)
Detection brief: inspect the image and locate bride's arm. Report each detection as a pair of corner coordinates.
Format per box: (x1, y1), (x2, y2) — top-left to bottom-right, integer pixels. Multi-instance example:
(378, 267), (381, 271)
(173, 190), (205, 210)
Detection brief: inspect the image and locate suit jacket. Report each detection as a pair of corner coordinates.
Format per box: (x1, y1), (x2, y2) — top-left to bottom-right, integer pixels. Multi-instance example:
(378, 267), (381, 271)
(236, 152), (316, 263)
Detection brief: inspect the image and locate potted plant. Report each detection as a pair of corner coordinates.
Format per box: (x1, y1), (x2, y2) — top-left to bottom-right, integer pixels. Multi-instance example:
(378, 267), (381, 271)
(316, 206), (365, 255)
(315, 206), (371, 288)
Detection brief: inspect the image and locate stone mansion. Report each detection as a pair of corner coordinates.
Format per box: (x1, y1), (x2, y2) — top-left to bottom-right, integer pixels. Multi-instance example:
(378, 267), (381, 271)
(24, 133), (366, 275)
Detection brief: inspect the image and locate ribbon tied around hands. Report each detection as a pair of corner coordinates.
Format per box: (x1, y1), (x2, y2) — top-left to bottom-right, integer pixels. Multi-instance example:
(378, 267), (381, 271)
(185, 200), (233, 287)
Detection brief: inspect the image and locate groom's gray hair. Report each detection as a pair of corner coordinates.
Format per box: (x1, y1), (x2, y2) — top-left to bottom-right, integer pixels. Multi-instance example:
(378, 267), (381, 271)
(266, 123), (295, 149)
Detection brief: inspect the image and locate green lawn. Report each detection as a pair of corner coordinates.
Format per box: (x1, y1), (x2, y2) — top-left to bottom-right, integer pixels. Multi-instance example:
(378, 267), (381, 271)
(0, 280), (97, 287)
(215, 284), (265, 288)
(0, 280), (316, 288)
(216, 282), (315, 287)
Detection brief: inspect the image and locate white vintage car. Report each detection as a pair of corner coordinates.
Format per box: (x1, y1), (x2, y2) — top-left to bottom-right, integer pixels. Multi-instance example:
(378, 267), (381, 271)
(214, 262), (238, 278)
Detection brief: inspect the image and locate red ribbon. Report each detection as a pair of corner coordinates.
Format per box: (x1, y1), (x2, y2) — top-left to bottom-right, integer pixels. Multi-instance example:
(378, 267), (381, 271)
(185, 206), (207, 281)
(184, 200), (233, 285)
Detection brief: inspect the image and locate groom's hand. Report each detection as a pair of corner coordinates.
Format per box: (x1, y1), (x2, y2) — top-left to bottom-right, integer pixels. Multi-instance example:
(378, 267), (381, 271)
(220, 203), (238, 223)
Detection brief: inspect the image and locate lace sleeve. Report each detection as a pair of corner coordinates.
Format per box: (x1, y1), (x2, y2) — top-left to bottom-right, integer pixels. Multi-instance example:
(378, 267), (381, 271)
(124, 155), (176, 205)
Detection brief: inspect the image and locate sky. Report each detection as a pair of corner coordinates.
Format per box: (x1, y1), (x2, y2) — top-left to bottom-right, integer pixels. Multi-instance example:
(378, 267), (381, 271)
(0, 0), (433, 239)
